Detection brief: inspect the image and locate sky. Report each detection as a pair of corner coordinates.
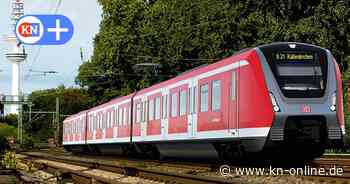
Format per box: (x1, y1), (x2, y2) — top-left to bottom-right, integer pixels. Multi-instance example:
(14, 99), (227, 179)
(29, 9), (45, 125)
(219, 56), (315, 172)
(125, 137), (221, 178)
(0, 0), (102, 95)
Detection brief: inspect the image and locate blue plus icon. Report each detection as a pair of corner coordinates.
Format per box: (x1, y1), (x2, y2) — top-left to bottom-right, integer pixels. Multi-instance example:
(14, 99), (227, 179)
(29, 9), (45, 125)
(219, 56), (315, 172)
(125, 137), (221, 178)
(15, 14), (74, 45)
(47, 19), (69, 41)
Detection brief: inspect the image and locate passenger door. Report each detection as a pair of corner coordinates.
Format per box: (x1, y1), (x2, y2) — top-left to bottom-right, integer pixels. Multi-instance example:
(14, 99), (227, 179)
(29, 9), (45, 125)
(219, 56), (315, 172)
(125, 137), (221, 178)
(197, 73), (228, 132)
(187, 79), (197, 137)
(161, 88), (169, 139)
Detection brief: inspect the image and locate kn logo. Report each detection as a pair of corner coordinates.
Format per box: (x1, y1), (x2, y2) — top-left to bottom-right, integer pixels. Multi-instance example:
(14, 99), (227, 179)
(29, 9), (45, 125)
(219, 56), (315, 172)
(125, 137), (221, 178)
(15, 15), (73, 45)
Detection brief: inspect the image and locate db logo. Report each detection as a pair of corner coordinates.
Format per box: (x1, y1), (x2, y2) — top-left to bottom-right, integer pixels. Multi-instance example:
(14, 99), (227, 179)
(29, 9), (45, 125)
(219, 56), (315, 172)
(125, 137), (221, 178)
(15, 15), (73, 45)
(301, 104), (311, 113)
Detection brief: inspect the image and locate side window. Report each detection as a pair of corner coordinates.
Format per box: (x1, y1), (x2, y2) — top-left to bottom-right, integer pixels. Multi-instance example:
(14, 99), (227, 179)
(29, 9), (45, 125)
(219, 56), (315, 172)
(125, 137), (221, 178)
(95, 115), (97, 130)
(100, 113), (103, 129)
(149, 99), (154, 121)
(115, 108), (118, 125)
(145, 101), (149, 121)
(123, 108), (127, 125)
(93, 116), (95, 131)
(136, 103), (141, 123)
(91, 118), (93, 131)
(212, 80), (221, 111)
(108, 111), (111, 128)
(103, 112), (106, 129)
(105, 112), (108, 128)
(171, 92), (178, 117)
(162, 95), (168, 118)
(98, 114), (100, 129)
(119, 108), (123, 126)
(231, 71), (236, 100)
(179, 90), (187, 116)
(155, 97), (161, 120)
(200, 84), (209, 112)
(193, 86), (197, 114)
(128, 107), (131, 124)
(141, 102), (145, 122)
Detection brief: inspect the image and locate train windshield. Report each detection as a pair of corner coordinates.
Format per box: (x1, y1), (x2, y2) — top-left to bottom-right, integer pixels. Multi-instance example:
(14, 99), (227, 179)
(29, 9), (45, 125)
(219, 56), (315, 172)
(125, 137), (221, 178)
(261, 44), (328, 98)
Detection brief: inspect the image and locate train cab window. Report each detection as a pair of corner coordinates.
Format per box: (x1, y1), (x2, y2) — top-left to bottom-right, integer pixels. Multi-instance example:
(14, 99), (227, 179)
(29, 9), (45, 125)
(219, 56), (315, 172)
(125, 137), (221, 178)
(212, 80), (221, 111)
(200, 84), (209, 112)
(171, 92), (178, 117)
(261, 45), (328, 98)
(149, 99), (154, 121)
(155, 97), (161, 120)
(136, 103), (141, 123)
(180, 90), (187, 116)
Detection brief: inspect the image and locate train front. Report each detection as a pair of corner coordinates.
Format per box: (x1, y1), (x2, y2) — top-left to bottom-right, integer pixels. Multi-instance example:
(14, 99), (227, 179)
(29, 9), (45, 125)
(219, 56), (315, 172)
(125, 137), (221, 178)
(256, 42), (345, 159)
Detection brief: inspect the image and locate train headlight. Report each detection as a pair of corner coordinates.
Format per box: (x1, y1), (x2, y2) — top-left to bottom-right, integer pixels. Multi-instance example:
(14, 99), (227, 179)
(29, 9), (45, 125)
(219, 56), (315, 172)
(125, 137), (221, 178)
(269, 92), (280, 112)
(330, 92), (337, 112)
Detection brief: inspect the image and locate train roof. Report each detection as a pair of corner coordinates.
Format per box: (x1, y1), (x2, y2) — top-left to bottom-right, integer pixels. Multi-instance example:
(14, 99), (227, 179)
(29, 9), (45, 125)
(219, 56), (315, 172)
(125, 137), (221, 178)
(64, 42), (327, 123)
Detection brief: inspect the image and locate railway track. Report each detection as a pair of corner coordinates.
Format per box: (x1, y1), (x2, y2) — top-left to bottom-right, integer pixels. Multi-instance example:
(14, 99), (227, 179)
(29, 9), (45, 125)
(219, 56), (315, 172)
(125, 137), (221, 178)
(17, 152), (236, 184)
(303, 154), (350, 183)
(15, 151), (350, 184)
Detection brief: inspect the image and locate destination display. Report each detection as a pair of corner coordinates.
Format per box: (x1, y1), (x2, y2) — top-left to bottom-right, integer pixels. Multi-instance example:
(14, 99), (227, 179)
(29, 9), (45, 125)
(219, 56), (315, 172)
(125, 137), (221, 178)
(275, 52), (314, 61)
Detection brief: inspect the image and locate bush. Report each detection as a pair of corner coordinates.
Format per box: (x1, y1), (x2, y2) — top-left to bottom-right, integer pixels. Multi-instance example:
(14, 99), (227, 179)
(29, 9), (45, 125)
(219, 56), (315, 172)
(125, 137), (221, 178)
(21, 135), (35, 150)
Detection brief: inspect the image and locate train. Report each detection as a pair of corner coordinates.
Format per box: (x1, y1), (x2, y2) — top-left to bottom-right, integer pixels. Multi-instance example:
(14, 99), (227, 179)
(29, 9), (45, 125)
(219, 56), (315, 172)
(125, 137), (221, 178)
(63, 42), (345, 161)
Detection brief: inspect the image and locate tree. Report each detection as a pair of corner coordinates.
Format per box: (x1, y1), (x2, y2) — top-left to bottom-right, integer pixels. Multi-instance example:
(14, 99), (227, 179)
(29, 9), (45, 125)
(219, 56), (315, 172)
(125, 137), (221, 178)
(23, 86), (93, 142)
(0, 114), (18, 126)
(0, 124), (16, 152)
(77, 0), (350, 105)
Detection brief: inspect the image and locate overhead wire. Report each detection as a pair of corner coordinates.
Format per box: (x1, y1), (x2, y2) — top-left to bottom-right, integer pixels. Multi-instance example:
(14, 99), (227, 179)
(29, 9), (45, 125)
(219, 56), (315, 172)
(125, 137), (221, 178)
(24, 0), (63, 81)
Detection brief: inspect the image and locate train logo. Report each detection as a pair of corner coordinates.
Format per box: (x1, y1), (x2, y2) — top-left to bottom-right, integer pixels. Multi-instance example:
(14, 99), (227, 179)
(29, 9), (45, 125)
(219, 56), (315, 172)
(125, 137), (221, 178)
(302, 104), (312, 113)
(15, 15), (74, 45)
(15, 15), (44, 44)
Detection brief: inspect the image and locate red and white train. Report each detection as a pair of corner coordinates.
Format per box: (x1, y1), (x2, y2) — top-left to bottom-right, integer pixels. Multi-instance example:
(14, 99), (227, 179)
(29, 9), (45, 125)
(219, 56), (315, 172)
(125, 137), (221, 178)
(63, 42), (345, 160)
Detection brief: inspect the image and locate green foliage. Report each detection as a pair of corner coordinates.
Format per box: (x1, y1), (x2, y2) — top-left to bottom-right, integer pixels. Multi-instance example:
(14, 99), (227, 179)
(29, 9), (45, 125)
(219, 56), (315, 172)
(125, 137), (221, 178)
(24, 86), (93, 142)
(21, 135), (35, 150)
(77, 0), (350, 105)
(0, 124), (16, 153)
(1, 151), (17, 169)
(0, 124), (16, 138)
(0, 114), (18, 126)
